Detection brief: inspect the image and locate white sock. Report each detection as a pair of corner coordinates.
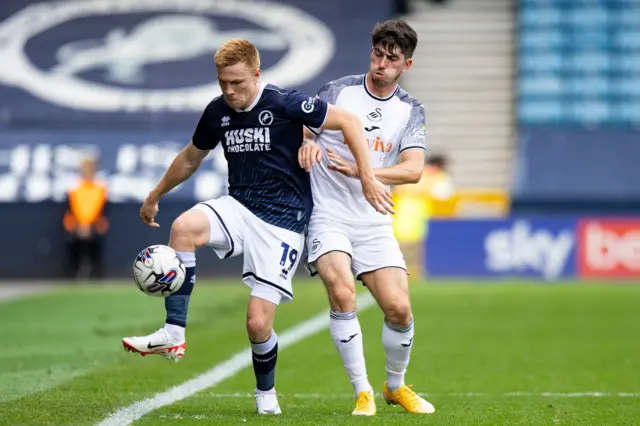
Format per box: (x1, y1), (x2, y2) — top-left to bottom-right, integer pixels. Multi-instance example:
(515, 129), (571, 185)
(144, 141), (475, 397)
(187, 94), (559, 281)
(329, 312), (372, 397)
(382, 318), (414, 391)
(164, 323), (185, 341)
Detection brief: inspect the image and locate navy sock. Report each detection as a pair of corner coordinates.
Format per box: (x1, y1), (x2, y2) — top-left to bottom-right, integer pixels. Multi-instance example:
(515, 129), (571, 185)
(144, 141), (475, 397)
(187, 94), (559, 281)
(165, 251), (195, 328)
(252, 331), (278, 391)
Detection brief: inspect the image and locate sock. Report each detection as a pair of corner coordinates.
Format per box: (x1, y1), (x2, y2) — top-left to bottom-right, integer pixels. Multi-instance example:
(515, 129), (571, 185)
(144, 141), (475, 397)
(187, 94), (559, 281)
(164, 251), (196, 331)
(382, 318), (414, 392)
(329, 311), (372, 397)
(164, 323), (185, 341)
(251, 331), (278, 391)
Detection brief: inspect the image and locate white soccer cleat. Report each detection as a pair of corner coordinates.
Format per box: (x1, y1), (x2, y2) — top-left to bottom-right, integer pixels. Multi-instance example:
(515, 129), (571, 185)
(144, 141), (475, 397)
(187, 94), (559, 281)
(122, 328), (186, 362)
(255, 388), (282, 415)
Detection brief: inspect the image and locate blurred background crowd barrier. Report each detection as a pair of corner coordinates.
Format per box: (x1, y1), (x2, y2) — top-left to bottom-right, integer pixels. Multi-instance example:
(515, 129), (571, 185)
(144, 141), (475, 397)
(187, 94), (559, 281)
(0, 0), (638, 280)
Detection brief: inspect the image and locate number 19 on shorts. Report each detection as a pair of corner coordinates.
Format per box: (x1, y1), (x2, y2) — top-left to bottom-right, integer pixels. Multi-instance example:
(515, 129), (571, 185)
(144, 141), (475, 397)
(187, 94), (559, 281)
(279, 242), (298, 279)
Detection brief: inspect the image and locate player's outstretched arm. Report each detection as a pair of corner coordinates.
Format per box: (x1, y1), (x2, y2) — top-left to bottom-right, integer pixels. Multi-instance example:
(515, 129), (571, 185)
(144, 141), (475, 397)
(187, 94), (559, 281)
(321, 105), (372, 179)
(328, 148), (425, 186)
(149, 141), (208, 200)
(140, 142), (209, 227)
(374, 149), (425, 185)
(321, 105), (395, 215)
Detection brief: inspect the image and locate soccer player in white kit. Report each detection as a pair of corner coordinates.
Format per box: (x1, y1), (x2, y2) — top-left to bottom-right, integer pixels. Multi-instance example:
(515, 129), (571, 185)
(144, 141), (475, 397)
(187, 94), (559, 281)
(299, 20), (435, 416)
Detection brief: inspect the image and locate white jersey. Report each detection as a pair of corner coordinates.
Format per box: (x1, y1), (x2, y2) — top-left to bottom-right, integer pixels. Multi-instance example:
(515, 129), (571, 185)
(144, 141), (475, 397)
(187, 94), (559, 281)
(308, 74), (426, 225)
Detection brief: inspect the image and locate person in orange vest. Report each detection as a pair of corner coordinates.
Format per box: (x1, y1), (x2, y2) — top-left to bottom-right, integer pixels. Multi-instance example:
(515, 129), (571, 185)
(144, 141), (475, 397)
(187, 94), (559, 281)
(393, 154), (454, 279)
(63, 157), (109, 279)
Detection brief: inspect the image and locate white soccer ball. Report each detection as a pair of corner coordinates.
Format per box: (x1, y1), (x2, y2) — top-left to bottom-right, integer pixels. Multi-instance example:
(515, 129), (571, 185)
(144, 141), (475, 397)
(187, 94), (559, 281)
(132, 245), (186, 297)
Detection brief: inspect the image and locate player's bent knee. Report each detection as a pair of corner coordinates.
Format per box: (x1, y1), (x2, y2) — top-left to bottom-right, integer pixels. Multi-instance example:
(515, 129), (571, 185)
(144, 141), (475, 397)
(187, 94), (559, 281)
(170, 210), (210, 249)
(327, 281), (356, 312)
(246, 313), (272, 342)
(384, 300), (412, 326)
(246, 292), (278, 342)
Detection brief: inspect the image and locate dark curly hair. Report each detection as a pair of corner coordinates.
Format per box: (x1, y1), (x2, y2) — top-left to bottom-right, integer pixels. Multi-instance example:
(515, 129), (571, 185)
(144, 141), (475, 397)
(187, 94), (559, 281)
(371, 20), (418, 59)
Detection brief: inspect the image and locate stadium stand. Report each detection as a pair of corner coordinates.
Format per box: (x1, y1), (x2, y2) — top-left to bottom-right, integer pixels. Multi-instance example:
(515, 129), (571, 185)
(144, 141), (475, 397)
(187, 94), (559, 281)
(518, 0), (640, 126)
(403, 0), (515, 190)
(514, 0), (640, 203)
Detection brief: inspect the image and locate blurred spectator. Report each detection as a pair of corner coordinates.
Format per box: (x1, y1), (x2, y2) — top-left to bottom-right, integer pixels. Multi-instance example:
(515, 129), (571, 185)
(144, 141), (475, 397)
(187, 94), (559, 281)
(394, 0), (449, 14)
(63, 156), (109, 280)
(394, 0), (410, 14)
(393, 154), (454, 279)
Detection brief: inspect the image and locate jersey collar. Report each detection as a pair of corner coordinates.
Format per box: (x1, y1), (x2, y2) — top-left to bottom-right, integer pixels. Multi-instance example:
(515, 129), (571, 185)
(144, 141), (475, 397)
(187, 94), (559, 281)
(234, 81), (266, 113)
(363, 73), (399, 102)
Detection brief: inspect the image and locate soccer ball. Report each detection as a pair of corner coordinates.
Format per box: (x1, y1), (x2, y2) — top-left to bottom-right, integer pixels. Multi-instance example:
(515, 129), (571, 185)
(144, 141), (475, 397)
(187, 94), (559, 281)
(132, 245), (186, 297)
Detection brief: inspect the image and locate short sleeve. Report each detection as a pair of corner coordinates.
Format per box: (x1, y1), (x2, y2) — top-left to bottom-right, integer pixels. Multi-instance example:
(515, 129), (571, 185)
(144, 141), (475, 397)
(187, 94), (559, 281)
(315, 81), (338, 105)
(306, 78), (352, 136)
(399, 103), (427, 153)
(192, 102), (221, 151)
(283, 90), (329, 129)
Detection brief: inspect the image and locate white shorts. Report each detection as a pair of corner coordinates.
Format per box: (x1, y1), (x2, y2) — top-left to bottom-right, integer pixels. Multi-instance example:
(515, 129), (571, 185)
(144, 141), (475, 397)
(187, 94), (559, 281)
(305, 217), (407, 280)
(192, 195), (305, 305)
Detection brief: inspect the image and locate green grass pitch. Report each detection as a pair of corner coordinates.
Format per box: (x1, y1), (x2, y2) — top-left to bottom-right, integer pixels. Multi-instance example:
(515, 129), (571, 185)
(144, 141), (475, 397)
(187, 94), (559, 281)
(1, 279), (639, 425)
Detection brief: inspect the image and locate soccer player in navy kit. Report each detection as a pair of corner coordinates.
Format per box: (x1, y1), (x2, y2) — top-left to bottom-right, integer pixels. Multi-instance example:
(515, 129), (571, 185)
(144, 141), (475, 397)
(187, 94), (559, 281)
(121, 38), (394, 415)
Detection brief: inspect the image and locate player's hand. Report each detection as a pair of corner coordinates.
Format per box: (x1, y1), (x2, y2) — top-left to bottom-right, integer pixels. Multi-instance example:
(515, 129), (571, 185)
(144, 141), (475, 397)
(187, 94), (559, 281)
(327, 148), (393, 214)
(140, 196), (160, 227)
(361, 177), (395, 215)
(298, 141), (322, 172)
(326, 148), (359, 178)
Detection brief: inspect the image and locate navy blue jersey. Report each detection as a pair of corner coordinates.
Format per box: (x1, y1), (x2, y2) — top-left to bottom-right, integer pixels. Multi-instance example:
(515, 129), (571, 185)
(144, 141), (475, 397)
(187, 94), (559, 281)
(192, 83), (328, 234)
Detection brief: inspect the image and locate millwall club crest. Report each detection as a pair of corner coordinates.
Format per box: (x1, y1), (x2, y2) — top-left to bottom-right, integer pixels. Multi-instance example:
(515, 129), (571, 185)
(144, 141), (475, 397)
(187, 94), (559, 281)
(258, 110), (274, 126)
(0, 0), (335, 112)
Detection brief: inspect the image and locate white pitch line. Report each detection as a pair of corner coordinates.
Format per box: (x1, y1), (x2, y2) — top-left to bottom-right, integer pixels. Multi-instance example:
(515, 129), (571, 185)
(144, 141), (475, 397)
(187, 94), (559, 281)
(0, 283), (52, 303)
(504, 392), (640, 398)
(97, 293), (377, 426)
(198, 392), (640, 399)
